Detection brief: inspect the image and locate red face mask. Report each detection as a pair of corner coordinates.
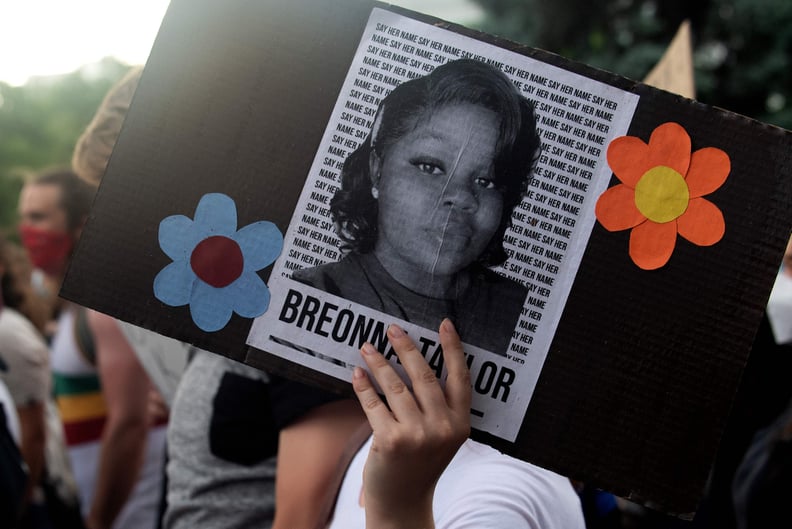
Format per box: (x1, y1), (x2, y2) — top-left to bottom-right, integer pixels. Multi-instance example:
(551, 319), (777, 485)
(19, 224), (74, 276)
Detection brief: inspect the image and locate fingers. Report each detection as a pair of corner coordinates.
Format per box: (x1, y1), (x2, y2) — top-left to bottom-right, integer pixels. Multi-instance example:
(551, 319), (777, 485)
(351, 362), (394, 433)
(354, 331), (423, 426)
(438, 319), (472, 415)
(384, 325), (447, 408)
(353, 320), (472, 425)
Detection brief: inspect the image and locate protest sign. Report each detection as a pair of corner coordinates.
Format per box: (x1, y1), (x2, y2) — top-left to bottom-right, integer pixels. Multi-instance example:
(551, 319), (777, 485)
(61, 0), (792, 514)
(643, 20), (696, 99)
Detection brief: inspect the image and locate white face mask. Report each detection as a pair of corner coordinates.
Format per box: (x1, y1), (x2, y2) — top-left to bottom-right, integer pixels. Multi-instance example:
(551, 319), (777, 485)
(767, 269), (792, 345)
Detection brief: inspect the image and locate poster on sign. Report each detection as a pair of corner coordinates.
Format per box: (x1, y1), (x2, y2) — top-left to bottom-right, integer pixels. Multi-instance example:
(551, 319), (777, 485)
(247, 8), (640, 442)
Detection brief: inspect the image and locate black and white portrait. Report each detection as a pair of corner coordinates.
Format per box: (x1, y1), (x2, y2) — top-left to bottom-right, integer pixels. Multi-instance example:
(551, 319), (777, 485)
(293, 58), (540, 354)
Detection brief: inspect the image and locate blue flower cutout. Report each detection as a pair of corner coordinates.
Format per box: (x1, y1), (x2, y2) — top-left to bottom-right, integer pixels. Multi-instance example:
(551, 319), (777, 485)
(153, 193), (283, 332)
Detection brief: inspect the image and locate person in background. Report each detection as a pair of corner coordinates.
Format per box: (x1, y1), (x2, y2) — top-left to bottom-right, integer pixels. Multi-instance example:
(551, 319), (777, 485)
(0, 372), (27, 524)
(163, 351), (281, 529)
(0, 234), (50, 518)
(732, 395), (792, 529)
(1, 233), (83, 529)
(18, 169), (166, 529)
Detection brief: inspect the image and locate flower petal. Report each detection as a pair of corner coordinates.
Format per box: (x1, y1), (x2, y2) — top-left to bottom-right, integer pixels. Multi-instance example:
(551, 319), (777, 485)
(685, 147), (730, 198)
(159, 215), (196, 261)
(595, 184), (646, 231)
(227, 272), (271, 318)
(607, 136), (651, 187)
(234, 221), (284, 272)
(153, 260), (196, 307)
(677, 198), (725, 246)
(629, 220), (678, 270)
(189, 280), (234, 332)
(193, 193), (238, 236)
(647, 122), (691, 176)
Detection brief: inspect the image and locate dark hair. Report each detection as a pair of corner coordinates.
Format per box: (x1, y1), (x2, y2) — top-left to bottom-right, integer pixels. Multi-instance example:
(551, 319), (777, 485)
(0, 236), (23, 309)
(31, 169), (95, 231)
(330, 58), (540, 267)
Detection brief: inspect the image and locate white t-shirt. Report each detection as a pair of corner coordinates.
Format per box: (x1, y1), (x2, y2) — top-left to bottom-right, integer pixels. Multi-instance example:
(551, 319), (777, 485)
(0, 307), (50, 406)
(767, 271), (792, 344)
(328, 436), (586, 529)
(0, 378), (20, 444)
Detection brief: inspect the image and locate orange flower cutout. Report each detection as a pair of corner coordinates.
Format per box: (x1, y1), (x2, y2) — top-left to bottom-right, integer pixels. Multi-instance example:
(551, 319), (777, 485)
(595, 122), (729, 270)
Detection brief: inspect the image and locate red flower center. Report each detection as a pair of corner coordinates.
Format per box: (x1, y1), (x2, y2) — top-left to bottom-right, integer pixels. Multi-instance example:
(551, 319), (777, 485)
(190, 236), (244, 288)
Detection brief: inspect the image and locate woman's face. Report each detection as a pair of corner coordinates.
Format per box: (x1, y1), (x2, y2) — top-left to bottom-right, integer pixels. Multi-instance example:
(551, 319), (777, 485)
(372, 103), (504, 287)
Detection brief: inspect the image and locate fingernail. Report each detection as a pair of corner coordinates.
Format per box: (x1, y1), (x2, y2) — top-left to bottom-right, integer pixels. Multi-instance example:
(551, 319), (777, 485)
(388, 324), (405, 338)
(441, 318), (456, 334)
(361, 342), (377, 355)
(353, 366), (366, 379)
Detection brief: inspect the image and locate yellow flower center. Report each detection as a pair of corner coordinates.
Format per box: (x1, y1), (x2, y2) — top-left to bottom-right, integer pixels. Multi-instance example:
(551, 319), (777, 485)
(634, 165), (689, 223)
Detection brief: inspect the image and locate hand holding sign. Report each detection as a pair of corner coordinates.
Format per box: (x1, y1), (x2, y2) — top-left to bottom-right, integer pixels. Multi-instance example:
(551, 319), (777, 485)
(352, 319), (471, 528)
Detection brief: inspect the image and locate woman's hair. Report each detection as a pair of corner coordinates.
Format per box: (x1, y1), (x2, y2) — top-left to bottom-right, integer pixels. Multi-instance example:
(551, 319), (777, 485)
(72, 66), (143, 186)
(330, 58), (541, 267)
(0, 236), (23, 310)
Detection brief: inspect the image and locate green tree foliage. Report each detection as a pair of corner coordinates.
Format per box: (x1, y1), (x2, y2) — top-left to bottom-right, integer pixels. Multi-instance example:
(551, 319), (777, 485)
(470, 0), (792, 129)
(0, 58), (131, 235)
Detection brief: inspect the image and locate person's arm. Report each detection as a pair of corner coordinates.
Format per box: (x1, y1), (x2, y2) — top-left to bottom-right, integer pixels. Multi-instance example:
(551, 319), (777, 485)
(352, 319), (471, 529)
(272, 398), (367, 529)
(16, 401), (46, 501)
(85, 310), (152, 529)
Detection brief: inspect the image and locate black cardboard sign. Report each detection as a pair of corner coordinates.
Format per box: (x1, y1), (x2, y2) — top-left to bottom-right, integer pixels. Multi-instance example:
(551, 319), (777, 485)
(61, 0), (792, 515)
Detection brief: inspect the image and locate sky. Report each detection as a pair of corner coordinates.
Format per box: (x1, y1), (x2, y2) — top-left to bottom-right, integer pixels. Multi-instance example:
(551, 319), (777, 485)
(0, 0), (484, 87)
